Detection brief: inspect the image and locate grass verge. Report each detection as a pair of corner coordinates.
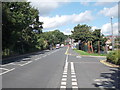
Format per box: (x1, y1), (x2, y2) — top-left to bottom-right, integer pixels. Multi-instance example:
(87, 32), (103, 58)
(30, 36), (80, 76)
(74, 49), (107, 56)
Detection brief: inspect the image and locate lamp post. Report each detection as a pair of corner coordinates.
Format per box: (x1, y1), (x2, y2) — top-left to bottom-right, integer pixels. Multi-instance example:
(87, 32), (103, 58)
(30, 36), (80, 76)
(111, 17), (114, 51)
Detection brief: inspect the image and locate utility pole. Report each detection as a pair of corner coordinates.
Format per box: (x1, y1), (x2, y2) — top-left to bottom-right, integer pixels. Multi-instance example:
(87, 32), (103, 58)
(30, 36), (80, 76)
(111, 17), (114, 51)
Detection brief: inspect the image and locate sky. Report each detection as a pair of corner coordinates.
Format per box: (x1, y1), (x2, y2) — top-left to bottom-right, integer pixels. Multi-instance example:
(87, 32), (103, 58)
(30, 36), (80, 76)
(27, 0), (119, 36)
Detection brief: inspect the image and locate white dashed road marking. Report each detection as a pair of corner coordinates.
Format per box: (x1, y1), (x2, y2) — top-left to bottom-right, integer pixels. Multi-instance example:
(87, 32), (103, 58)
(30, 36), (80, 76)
(1, 49), (60, 75)
(76, 56), (82, 58)
(71, 62), (78, 89)
(0, 68), (15, 75)
(20, 61), (32, 66)
(60, 55), (68, 88)
(0, 68), (9, 71)
(60, 86), (66, 88)
(61, 82), (67, 85)
(62, 78), (67, 81)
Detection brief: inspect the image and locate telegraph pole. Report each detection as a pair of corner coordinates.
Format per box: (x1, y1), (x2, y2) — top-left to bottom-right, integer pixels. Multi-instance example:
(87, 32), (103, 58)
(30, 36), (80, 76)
(111, 17), (114, 51)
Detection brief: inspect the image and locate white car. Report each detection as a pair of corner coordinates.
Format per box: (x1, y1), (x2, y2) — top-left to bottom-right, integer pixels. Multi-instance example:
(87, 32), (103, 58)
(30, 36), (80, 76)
(56, 44), (60, 49)
(61, 44), (64, 47)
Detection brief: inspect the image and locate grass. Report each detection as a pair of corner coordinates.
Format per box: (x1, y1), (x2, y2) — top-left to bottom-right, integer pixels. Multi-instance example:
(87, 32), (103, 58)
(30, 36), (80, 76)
(74, 49), (107, 56)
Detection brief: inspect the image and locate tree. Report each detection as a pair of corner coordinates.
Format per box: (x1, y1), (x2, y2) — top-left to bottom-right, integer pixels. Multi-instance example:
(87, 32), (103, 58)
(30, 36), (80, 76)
(42, 30), (67, 47)
(71, 24), (94, 42)
(71, 24), (107, 53)
(2, 2), (43, 56)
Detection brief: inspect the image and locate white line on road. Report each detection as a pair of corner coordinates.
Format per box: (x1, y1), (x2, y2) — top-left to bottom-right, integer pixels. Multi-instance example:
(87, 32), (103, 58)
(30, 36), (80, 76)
(22, 58), (30, 60)
(0, 68), (9, 71)
(63, 72), (67, 74)
(71, 62), (75, 73)
(72, 79), (77, 81)
(65, 55), (68, 62)
(61, 82), (67, 85)
(72, 86), (78, 88)
(94, 78), (114, 82)
(34, 57), (41, 61)
(62, 78), (67, 81)
(62, 75), (67, 78)
(70, 62), (78, 88)
(60, 54), (69, 88)
(71, 75), (76, 78)
(20, 61), (32, 66)
(72, 82), (78, 86)
(0, 68), (15, 75)
(76, 56), (82, 58)
(60, 86), (66, 88)
(71, 72), (75, 74)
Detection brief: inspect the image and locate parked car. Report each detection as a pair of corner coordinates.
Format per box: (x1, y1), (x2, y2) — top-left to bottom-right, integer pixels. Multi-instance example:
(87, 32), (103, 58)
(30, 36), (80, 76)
(56, 44), (60, 49)
(61, 44), (64, 47)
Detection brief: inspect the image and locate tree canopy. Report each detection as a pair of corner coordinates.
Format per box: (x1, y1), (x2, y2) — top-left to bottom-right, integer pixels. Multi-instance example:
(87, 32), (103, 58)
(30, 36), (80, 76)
(2, 2), (67, 57)
(71, 24), (107, 53)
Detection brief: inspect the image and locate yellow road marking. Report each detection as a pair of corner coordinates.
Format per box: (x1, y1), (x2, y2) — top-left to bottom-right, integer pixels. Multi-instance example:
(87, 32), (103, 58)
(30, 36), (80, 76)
(100, 60), (120, 68)
(65, 46), (69, 55)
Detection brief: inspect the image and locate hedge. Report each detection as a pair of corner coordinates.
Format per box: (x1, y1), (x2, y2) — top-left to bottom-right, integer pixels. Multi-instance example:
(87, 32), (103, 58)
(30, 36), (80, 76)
(107, 50), (120, 65)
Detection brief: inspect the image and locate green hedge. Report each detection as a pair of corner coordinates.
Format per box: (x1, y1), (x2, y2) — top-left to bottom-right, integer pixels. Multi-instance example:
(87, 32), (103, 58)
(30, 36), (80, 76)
(107, 50), (120, 65)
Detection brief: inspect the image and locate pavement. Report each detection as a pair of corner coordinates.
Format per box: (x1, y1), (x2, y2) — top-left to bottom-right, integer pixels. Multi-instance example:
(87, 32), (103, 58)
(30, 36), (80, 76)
(1, 46), (120, 89)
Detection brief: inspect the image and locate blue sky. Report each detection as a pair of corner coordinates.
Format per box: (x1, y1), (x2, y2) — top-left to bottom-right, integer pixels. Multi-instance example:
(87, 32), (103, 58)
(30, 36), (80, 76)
(28, 0), (118, 36)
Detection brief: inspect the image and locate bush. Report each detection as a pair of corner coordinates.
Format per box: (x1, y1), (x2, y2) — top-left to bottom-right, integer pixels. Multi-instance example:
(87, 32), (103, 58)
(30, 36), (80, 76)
(107, 50), (120, 65)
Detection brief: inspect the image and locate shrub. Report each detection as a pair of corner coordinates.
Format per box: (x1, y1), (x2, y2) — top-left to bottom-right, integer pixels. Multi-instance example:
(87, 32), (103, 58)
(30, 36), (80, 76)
(107, 50), (120, 65)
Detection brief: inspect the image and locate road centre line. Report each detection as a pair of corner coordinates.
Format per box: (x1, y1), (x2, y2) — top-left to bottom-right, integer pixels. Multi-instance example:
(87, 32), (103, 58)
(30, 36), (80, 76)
(60, 54), (68, 88)
(72, 82), (78, 86)
(0, 68), (15, 75)
(63, 72), (67, 74)
(62, 78), (67, 81)
(72, 86), (78, 88)
(60, 86), (66, 88)
(72, 79), (77, 81)
(61, 82), (67, 85)
(65, 55), (68, 62)
(71, 62), (75, 73)
(70, 62), (78, 88)
(62, 75), (67, 78)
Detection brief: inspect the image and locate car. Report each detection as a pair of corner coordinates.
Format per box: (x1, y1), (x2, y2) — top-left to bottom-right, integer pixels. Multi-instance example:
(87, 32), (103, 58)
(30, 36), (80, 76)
(56, 44), (60, 49)
(61, 44), (64, 47)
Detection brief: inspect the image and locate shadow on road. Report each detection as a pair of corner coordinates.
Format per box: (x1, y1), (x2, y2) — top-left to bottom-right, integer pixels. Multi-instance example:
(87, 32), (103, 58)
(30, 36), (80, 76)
(1, 50), (50, 65)
(93, 67), (120, 90)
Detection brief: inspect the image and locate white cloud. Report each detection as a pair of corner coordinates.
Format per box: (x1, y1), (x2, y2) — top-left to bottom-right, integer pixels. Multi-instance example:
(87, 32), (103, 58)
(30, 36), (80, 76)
(96, 0), (119, 2)
(39, 11), (93, 29)
(28, 1), (59, 16)
(80, 2), (89, 6)
(99, 5), (118, 18)
(91, 26), (99, 31)
(101, 22), (118, 36)
(94, 2), (113, 6)
(27, 0), (71, 16)
(62, 28), (72, 35)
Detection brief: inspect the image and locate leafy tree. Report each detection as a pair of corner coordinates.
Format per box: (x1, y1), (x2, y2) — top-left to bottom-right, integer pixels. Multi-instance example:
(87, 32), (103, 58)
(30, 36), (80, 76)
(71, 24), (107, 53)
(2, 2), (43, 56)
(42, 30), (67, 46)
(71, 24), (94, 42)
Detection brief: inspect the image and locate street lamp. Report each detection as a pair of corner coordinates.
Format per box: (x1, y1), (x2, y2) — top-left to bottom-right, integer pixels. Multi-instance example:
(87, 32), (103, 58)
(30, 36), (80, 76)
(111, 17), (114, 51)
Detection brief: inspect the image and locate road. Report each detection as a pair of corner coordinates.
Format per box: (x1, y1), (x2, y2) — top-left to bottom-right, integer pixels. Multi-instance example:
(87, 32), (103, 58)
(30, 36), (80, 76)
(1, 46), (120, 89)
